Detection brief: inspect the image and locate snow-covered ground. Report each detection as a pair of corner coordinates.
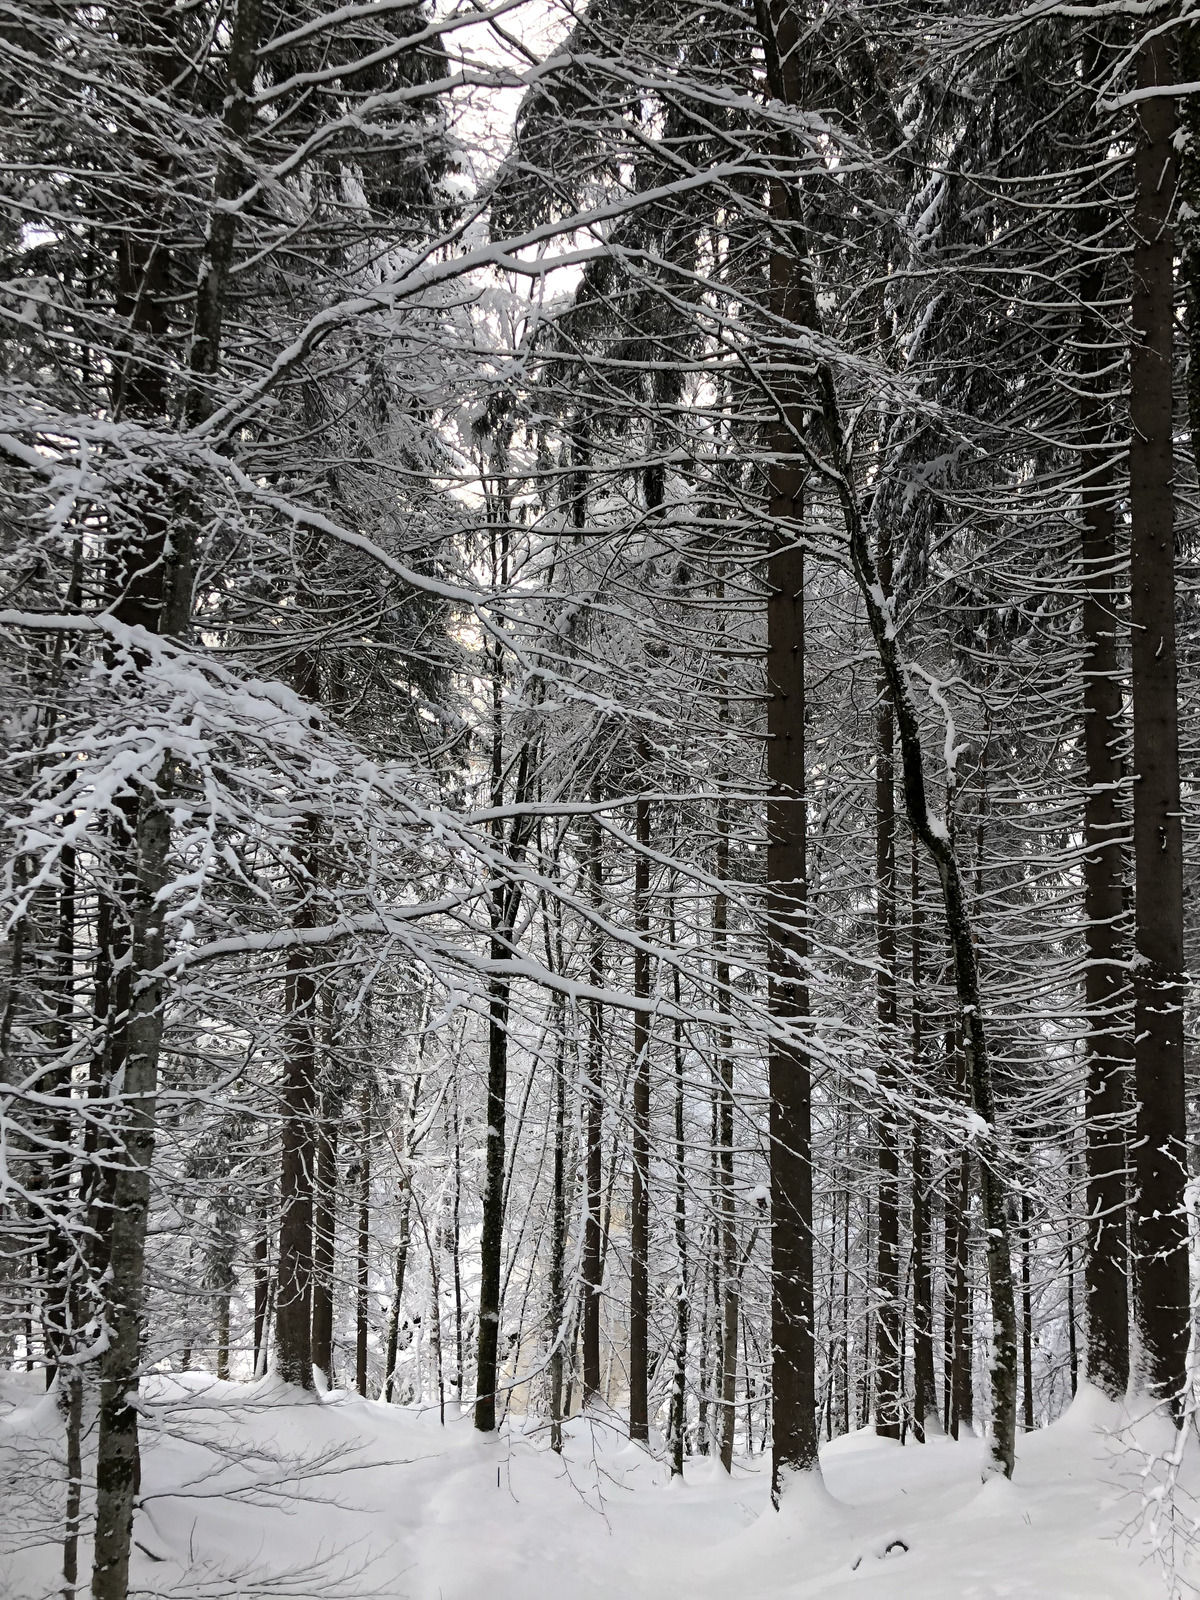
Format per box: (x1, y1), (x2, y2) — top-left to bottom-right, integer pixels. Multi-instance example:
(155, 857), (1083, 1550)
(0, 1371), (1191, 1599)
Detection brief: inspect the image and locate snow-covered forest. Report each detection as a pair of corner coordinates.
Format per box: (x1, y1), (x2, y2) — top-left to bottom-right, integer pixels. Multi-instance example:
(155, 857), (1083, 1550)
(0, 0), (1198, 1595)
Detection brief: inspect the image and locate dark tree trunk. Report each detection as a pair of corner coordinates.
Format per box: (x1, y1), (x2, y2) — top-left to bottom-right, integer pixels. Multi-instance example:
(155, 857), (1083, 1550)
(669, 887), (690, 1475)
(253, 1225), (270, 1378)
(1077, 31), (1133, 1402)
(90, 791), (170, 1600)
(474, 964), (509, 1431)
(910, 843), (936, 1438)
(715, 798), (738, 1471)
(756, 0), (820, 1502)
(582, 800), (604, 1404)
(310, 1101), (338, 1385)
(356, 1093), (371, 1398)
(629, 786), (652, 1444)
(765, 431), (818, 1493)
(1021, 1192), (1035, 1431)
(549, 1024), (567, 1452)
(275, 805), (319, 1393)
(874, 615), (901, 1441)
(1128, 30), (1189, 1420)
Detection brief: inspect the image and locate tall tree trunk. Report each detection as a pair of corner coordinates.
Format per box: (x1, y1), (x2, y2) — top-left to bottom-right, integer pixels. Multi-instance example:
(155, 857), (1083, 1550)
(757, 0), (820, 1502)
(757, 0), (1017, 1476)
(765, 413), (818, 1495)
(669, 883), (690, 1475)
(582, 798), (605, 1404)
(356, 1092), (371, 1398)
(310, 1099), (338, 1385)
(910, 842), (936, 1438)
(1021, 1192), (1035, 1431)
(253, 1224), (270, 1378)
(1128, 29), (1189, 1420)
(874, 587), (901, 1440)
(474, 959), (510, 1432)
(549, 1020), (567, 1451)
(715, 797), (739, 1471)
(1077, 30), (1133, 1402)
(629, 784), (652, 1444)
(275, 805), (319, 1392)
(90, 790), (171, 1600)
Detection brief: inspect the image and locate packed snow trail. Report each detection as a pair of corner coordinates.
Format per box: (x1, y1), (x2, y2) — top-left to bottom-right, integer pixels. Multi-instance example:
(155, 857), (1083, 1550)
(0, 1372), (1184, 1598)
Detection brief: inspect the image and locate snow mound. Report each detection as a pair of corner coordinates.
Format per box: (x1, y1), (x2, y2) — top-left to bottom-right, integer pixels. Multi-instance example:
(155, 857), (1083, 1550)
(0, 1371), (1190, 1599)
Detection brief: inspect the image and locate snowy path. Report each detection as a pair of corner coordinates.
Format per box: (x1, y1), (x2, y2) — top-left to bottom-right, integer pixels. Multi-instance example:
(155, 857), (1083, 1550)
(0, 1374), (1183, 1598)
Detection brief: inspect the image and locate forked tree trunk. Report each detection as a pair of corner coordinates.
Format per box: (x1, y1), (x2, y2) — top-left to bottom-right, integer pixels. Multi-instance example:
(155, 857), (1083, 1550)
(757, 0), (1017, 1477)
(1128, 31), (1189, 1418)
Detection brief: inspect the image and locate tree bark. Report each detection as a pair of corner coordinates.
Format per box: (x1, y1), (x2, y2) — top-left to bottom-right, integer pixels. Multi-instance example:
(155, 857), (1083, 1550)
(910, 842), (936, 1439)
(310, 1099), (338, 1385)
(90, 790), (170, 1600)
(874, 573), (901, 1440)
(1128, 29), (1189, 1420)
(582, 798), (605, 1404)
(356, 1093), (371, 1398)
(715, 796), (739, 1470)
(1077, 29), (1133, 1402)
(629, 784), (652, 1444)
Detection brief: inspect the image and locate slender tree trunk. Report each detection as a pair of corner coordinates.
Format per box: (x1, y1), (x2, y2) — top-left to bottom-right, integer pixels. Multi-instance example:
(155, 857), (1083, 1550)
(911, 843), (936, 1438)
(253, 1226), (270, 1378)
(356, 1093), (371, 1398)
(275, 809), (319, 1392)
(874, 603), (901, 1440)
(385, 1075), (421, 1402)
(1128, 29), (1189, 1420)
(62, 1362), (83, 1599)
(310, 1103), (338, 1385)
(549, 1022), (567, 1451)
(474, 959), (510, 1431)
(1021, 1192), (1035, 1430)
(629, 784), (652, 1444)
(582, 799), (605, 1404)
(714, 796), (739, 1470)
(669, 887), (690, 1475)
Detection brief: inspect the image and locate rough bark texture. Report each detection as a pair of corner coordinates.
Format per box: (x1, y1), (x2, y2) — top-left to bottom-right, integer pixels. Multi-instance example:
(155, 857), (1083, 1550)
(1128, 31), (1189, 1419)
(275, 783), (320, 1393)
(874, 597), (901, 1441)
(90, 791), (170, 1600)
(715, 799), (738, 1471)
(759, 0), (819, 1501)
(629, 787), (652, 1444)
(356, 1095), (371, 1398)
(582, 800), (604, 1404)
(310, 1102), (338, 1384)
(1076, 30), (1132, 1403)
(910, 843), (936, 1438)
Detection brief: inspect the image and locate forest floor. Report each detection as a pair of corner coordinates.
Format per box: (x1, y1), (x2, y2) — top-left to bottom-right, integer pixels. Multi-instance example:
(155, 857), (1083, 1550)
(0, 1368), (1193, 1599)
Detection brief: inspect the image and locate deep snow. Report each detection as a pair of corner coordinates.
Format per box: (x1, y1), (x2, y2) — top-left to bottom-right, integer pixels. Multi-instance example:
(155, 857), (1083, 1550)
(0, 1371), (1192, 1599)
